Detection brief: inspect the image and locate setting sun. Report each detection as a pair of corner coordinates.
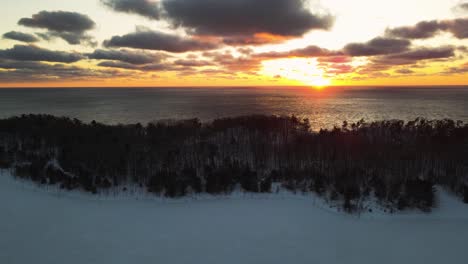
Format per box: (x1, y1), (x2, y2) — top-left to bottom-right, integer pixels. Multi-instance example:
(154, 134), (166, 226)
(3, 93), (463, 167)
(260, 58), (331, 87)
(0, 1), (468, 263)
(309, 77), (331, 88)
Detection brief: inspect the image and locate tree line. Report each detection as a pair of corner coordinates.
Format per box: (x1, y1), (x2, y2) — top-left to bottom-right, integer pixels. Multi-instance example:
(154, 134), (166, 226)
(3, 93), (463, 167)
(0, 114), (467, 213)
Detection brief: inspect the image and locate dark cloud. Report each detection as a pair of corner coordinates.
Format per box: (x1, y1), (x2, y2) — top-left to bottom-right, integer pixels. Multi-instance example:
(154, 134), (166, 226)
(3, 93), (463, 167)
(458, 46), (468, 53)
(173, 59), (214, 67)
(35, 31), (96, 47)
(0, 60), (45, 70)
(2, 31), (39, 43)
(386, 18), (468, 39)
(18, 11), (96, 45)
(162, 0), (333, 44)
(344, 37), (411, 56)
(18, 11), (95, 33)
(104, 28), (219, 52)
(35, 32), (52, 41)
(442, 18), (468, 39)
(101, 0), (160, 19)
(97, 61), (141, 70)
(395, 69), (414, 74)
(100, 0), (334, 45)
(385, 21), (440, 39)
(256, 45), (340, 59)
(442, 62), (468, 75)
(89, 49), (164, 64)
(0, 45), (83, 63)
(0, 62), (128, 83)
(140, 63), (176, 71)
(352, 46), (456, 76)
(399, 47), (456, 60)
(39, 32), (97, 46)
(203, 50), (261, 72)
(375, 47), (455, 65)
(98, 61), (176, 71)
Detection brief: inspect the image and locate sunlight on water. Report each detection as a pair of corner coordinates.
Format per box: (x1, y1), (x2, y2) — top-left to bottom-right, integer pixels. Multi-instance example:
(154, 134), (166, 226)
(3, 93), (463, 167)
(0, 87), (467, 131)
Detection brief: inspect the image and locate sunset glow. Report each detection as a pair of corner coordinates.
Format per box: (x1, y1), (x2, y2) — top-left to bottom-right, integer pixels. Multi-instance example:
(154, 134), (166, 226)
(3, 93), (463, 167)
(261, 58), (331, 87)
(1, 2), (468, 263)
(0, 0), (466, 87)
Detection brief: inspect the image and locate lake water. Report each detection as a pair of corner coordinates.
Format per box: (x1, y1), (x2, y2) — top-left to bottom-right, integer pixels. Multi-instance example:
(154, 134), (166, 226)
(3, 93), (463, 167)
(0, 86), (467, 130)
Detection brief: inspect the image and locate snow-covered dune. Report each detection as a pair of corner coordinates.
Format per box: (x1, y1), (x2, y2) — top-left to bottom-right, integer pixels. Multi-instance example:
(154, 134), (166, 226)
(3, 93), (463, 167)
(1, 170), (467, 264)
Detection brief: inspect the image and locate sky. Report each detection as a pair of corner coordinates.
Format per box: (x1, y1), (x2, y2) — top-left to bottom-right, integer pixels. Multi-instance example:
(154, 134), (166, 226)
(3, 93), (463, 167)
(0, 0), (467, 87)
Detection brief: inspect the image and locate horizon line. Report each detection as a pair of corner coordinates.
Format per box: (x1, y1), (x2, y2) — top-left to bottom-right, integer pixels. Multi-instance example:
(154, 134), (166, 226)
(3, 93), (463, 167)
(0, 85), (467, 89)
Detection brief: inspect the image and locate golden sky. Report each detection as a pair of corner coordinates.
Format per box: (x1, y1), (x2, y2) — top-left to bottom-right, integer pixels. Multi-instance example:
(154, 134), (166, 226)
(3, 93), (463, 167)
(0, 0), (467, 87)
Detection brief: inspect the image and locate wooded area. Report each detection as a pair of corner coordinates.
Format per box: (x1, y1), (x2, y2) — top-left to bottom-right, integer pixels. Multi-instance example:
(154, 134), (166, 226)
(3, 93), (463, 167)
(1, 114), (467, 212)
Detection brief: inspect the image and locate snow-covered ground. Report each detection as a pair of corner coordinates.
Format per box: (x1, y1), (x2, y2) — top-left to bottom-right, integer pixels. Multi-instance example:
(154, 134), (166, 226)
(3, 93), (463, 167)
(1, 169), (468, 264)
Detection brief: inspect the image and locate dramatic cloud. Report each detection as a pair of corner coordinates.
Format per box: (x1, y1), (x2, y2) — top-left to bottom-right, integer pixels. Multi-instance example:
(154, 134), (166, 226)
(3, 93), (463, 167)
(373, 46), (455, 65)
(442, 62), (468, 75)
(173, 59), (214, 67)
(344, 37), (411, 56)
(38, 32), (97, 46)
(101, 0), (160, 19)
(88, 49), (164, 64)
(104, 28), (219, 52)
(97, 61), (142, 70)
(100, 0), (333, 45)
(1, 2), (465, 84)
(0, 61), (129, 83)
(0, 60), (45, 70)
(98, 57), (212, 72)
(386, 21), (440, 39)
(0, 45), (83, 63)
(458, 45), (468, 54)
(352, 46), (456, 77)
(162, 0), (333, 44)
(18, 11), (95, 33)
(386, 18), (468, 39)
(199, 45), (342, 75)
(98, 61), (176, 71)
(203, 51), (261, 72)
(395, 69), (414, 74)
(256, 45), (340, 59)
(2, 31), (39, 43)
(18, 11), (96, 45)
(442, 18), (468, 39)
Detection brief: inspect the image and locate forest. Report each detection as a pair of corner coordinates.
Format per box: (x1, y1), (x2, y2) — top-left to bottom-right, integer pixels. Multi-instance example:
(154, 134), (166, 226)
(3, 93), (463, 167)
(0, 114), (467, 213)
